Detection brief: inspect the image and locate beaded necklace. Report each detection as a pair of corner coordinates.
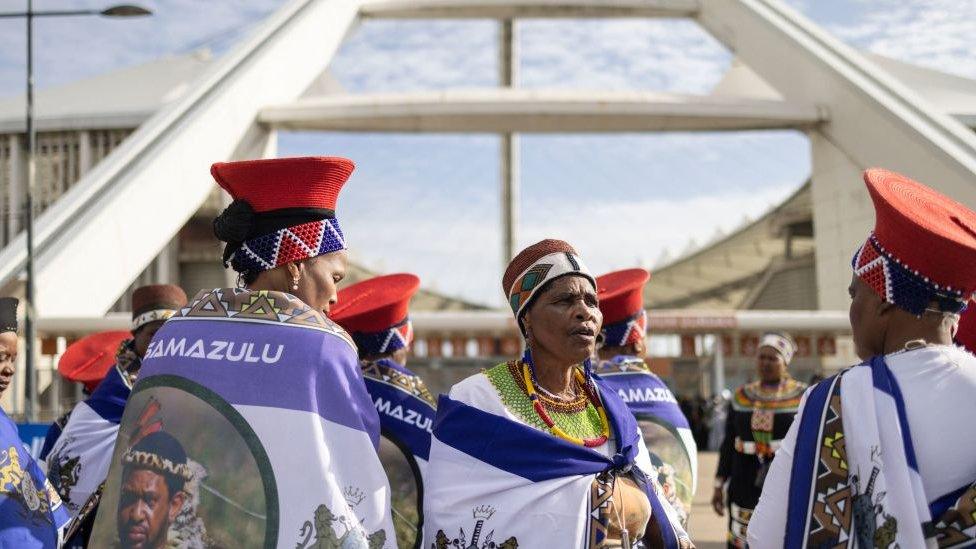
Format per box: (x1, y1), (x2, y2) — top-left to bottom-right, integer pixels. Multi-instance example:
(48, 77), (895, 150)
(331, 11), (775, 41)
(521, 350), (610, 448)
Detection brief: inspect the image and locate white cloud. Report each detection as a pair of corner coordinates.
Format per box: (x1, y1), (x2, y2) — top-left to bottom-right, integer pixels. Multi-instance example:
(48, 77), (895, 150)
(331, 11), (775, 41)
(342, 180), (796, 307)
(331, 18), (730, 93)
(827, 0), (976, 78)
(0, 0), (280, 98)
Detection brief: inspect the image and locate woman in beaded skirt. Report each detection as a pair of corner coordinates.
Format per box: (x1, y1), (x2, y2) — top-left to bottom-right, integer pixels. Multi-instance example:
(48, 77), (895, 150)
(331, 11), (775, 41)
(423, 239), (692, 549)
(711, 332), (806, 548)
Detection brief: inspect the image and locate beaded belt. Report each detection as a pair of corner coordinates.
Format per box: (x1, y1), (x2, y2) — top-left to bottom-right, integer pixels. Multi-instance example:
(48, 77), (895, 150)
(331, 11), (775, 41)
(734, 437), (782, 455)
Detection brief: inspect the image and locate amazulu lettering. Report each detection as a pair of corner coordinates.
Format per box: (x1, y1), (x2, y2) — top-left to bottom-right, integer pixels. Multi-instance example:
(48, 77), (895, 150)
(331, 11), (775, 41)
(373, 396), (434, 433)
(147, 337), (284, 365)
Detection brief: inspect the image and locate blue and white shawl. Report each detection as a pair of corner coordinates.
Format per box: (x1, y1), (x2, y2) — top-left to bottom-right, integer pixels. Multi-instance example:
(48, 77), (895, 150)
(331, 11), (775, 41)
(596, 356), (698, 528)
(423, 376), (690, 548)
(45, 362), (131, 518)
(362, 358), (436, 477)
(786, 355), (976, 548)
(87, 288), (394, 548)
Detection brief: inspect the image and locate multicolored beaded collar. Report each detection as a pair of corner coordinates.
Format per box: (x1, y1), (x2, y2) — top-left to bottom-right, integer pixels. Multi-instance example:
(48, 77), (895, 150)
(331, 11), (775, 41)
(521, 349), (609, 448)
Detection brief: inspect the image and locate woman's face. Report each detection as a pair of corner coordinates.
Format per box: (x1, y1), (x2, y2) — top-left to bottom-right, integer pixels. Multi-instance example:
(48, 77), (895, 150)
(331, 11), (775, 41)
(0, 332), (17, 396)
(522, 276), (602, 365)
(293, 251), (348, 316)
(756, 346), (786, 383)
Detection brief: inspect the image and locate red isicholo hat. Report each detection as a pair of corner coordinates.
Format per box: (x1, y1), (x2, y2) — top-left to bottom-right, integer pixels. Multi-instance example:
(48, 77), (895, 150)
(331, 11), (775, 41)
(852, 168), (976, 315)
(596, 269), (650, 347)
(330, 274), (421, 356)
(58, 331), (131, 393)
(211, 157), (354, 277)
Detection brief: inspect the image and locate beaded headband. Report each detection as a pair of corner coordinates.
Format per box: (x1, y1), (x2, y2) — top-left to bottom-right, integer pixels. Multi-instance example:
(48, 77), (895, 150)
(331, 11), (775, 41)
(600, 309), (647, 348)
(507, 251), (594, 328)
(852, 233), (969, 316)
(231, 218), (345, 276)
(350, 318), (413, 356)
(132, 309), (178, 331)
(122, 449), (193, 482)
(759, 332), (796, 364)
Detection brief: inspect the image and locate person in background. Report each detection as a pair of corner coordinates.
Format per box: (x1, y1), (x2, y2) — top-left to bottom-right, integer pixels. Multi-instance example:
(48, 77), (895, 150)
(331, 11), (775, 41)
(39, 330), (129, 461)
(593, 268), (698, 528)
(331, 273), (436, 549)
(0, 297), (70, 547)
(712, 331), (806, 548)
(44, 285), (186, 547)
(748, 169), (976, 547)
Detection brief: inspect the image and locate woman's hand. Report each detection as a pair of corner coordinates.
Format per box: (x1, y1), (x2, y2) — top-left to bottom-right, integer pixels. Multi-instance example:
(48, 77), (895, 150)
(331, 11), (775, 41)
(711, 486), (725, 516)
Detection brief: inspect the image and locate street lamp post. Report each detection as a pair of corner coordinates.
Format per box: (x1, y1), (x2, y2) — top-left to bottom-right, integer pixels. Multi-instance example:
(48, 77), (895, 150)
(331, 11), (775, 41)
(0, 2), (151, 422)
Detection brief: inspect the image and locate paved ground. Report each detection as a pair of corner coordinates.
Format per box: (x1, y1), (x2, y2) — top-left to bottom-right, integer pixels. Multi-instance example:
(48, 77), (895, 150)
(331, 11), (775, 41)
(688, 452), (726, 548)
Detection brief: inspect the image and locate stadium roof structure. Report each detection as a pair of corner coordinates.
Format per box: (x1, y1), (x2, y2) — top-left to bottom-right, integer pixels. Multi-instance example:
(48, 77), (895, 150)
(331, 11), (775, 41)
(647, 181), (815, 310)
(0, 0), (975, 318)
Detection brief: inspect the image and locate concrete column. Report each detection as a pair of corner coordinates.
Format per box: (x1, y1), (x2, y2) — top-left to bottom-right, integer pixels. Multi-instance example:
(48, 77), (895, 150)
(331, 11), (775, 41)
(7, 134), (25, 238)
(809, 131), (872, 310)
(712, 334), (725, 396)
(78, 130), (93, 175)
(154, 238), (179, 284)
(500, 19), (519, 263)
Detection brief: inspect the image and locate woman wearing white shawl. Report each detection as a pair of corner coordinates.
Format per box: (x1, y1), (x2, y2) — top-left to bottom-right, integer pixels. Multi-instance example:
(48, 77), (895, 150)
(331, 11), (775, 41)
(423, 239), (693, 549)
(748, 169), (976, 547)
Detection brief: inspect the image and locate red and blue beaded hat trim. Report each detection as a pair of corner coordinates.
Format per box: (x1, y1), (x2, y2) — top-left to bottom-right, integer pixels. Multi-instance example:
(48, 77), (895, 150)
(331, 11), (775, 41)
(852, 233), (969, 315)
(600, 309), (647, 348)
(350, 318), (413, 355)
(231, 218), (345, 275)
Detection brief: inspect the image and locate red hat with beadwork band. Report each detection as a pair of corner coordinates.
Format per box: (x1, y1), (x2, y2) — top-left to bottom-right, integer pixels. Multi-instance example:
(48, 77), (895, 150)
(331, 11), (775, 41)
(596, 269), (650, 347)
(58, 331), (130, 393)
(211, 157), (354, 278)
(330, 274), (421, 356)
(852, 168), (976, 316)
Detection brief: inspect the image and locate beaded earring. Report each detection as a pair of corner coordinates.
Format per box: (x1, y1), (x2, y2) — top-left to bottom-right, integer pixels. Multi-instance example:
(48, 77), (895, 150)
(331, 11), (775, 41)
(292, 277), (300, 291)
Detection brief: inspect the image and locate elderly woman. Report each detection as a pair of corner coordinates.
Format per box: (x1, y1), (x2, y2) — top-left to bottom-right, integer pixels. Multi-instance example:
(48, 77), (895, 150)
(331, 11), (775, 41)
(87, 158), (393, 547)
(424, 240), (692, 549)
(712, 331), (806, 548)
(0, 297), (69, 547)
(748, 169), (976, 547)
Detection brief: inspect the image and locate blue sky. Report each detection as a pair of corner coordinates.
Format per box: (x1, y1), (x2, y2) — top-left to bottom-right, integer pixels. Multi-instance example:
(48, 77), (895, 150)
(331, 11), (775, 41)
(1, 0), (974, 305)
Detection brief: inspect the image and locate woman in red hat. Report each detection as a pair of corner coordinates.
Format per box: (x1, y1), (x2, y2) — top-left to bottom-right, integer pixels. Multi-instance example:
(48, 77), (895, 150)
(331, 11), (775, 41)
(331, 273), (436, 549)
(87, 157), (394, 548)
(423, 239), (692, 549)
(711, 331), (806, 548)
(748, 169), (976, 547)
(593, 268), (698, 530)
